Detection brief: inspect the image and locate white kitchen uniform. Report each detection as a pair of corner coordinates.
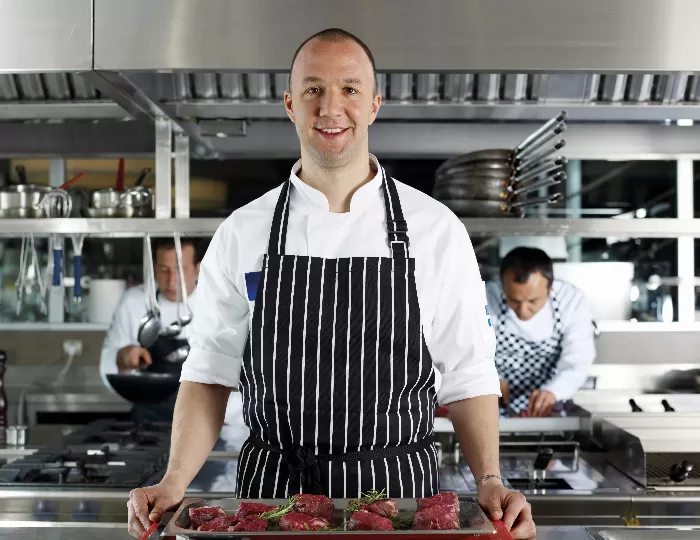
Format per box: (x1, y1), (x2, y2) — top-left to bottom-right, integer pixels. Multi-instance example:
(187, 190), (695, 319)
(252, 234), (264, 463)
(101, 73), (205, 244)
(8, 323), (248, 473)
(182, 154), (500, 407)
(99, 285), (246, 431)
(485, 279), (596, 405)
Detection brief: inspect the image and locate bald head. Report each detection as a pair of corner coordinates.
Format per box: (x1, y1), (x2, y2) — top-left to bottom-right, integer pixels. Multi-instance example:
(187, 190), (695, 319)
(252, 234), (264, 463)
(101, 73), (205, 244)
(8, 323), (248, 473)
(289, 28), (377, 94)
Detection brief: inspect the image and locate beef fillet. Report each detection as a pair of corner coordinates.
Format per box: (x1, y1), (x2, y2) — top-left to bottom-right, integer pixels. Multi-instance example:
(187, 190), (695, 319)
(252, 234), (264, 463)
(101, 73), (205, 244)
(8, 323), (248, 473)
(188, 506), (226, 528)
(413, 505), (460, 530)
(228, 515), (268, 532)
(416, 492), (460, 513)
(197, 515), (238, 532)
(293, 494), (335, 521)
(364, 499), (399, 518)
(347, 510), (394, 531)
(278, 512), (330, 531)
(233, 502), (279, 519)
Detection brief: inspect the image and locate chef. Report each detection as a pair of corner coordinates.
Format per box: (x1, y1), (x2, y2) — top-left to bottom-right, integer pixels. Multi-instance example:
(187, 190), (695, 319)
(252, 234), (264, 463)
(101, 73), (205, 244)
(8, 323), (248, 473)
(99, 237), (247, 430)
(486, 246), (596, 417)
(126, 28), (535, 540)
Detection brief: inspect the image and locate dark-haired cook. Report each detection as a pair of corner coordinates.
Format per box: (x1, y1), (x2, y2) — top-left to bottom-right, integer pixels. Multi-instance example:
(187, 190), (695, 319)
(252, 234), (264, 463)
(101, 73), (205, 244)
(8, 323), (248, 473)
(126, 28), (536, 540)
(487, 247), (596, 417)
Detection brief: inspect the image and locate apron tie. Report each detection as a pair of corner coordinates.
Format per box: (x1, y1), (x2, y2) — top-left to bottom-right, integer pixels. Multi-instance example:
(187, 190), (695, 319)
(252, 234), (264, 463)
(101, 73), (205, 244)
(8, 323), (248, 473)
(286, 446), (322, 494)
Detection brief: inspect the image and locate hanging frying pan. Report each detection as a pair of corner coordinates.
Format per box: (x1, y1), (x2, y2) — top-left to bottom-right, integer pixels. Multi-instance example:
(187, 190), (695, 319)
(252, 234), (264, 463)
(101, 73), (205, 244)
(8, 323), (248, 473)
(433, 172), (565, 202)
(439, 193), (562, 218)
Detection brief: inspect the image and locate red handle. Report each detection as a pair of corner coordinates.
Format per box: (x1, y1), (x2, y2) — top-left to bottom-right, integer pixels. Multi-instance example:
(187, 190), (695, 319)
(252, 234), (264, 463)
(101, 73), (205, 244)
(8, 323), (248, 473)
(489, 520), (515, 540)
(58, 172), (87, 190)
(115, 157), (125, 191)
(140, 521), (159, 540)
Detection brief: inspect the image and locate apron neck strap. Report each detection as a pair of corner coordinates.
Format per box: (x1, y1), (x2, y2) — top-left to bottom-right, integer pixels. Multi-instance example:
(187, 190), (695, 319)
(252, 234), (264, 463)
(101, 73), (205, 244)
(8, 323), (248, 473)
(267, 165), (411, 258)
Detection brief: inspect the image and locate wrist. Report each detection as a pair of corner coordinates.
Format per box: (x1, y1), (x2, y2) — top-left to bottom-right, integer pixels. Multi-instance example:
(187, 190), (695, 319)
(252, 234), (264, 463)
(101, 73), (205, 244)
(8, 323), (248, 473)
(160, 472), (188, 496)
(475, 473), (503, 489)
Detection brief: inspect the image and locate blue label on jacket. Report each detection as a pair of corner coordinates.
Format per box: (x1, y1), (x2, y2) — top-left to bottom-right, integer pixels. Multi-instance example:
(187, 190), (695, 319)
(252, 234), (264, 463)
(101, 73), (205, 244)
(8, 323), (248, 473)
(485, 304), (492, 327)
(245, 271), (261, 301)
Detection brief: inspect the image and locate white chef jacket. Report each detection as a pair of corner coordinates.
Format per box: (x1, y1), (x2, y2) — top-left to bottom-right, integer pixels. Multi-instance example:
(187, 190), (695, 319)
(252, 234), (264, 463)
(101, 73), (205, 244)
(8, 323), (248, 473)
(99, 285), (246, 428)
(485, 279), (596, 400)
(181, 154), (500, 406)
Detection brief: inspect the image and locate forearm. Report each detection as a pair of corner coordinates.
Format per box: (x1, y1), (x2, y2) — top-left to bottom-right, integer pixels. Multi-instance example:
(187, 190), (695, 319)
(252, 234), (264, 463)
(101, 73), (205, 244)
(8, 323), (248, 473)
(447, 394), (501, 481)
(162, 381), (231, 492)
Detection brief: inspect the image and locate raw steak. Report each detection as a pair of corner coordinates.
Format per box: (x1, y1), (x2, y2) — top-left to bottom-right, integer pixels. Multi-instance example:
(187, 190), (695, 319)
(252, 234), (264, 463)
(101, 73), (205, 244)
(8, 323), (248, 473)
(234, 502), (279, 519)
(278, 512), (330, 531)
(197, 515), (239, 532)
(188, 506), (226, 528)
(347, 510), (394, 531)
(293, 494), (335, 521)
(416, 492), (460, 513)
(364, 499), (398, 518)
(228, 515), (268, 532)
(413, 505), (460, 530)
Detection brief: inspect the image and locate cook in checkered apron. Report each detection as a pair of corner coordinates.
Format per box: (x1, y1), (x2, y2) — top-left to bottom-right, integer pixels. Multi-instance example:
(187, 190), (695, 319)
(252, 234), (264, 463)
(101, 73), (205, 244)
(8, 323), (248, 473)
(485, 247), (597, 417)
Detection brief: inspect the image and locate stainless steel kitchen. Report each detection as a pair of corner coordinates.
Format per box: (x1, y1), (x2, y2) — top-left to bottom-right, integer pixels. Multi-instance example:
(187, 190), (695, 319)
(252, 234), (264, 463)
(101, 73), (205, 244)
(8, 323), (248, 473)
(2, 1), (700, 539)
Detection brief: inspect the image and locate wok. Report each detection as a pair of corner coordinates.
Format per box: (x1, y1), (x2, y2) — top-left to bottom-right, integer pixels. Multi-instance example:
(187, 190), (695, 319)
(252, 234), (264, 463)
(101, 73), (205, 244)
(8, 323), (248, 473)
(439, 193), (561, 217)
(433, 172), (564, 202)
(107, 372), (180, 404)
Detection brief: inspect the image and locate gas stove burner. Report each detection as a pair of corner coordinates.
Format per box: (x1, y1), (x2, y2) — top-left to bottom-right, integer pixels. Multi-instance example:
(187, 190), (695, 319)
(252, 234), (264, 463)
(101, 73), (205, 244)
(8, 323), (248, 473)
(63, 420), (172, 452)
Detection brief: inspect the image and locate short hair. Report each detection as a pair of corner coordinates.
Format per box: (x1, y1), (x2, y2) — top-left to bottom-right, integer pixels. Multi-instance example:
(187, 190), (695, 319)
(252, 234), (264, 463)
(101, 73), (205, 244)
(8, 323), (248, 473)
(152, 237), (203, 265)
(500, 247), (554, 287)
(288, 27), (378, 94)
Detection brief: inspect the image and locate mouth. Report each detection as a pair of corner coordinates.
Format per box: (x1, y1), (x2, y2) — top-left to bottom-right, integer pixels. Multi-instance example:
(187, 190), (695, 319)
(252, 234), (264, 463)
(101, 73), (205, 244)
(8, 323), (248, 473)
(314, 127), (350, 140)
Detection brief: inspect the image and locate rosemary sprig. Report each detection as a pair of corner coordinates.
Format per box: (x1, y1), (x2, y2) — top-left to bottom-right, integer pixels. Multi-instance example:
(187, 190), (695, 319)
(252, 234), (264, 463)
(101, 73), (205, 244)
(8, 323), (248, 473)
(390, 514), (414, 530)
(346, 489), (387, 513)
(258, 496), (299, 521)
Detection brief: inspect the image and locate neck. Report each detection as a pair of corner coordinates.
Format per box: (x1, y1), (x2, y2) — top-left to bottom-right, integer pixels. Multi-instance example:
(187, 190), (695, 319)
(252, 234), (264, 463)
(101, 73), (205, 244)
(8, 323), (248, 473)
(297, 152), (375, 213)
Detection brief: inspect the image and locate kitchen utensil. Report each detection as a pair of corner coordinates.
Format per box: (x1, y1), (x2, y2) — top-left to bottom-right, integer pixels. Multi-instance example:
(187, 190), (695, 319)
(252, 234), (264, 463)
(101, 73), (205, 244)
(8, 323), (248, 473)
(138, 235), (162, 349)
(174, 233), (193, 327)
(165, 344), (190, 364)
(141, 512), (176, 540)
(433, 171), (564, 201)
(135, 167), (153, 187)
(436, 156), (567, 186)
(68, 234), (85, 311)
(439, 193), (562, 217)
(14, 234), (48, 315)
(115, 157), (125, 191)
(165, 497), (501, 538)
(106, 372), (180, 404)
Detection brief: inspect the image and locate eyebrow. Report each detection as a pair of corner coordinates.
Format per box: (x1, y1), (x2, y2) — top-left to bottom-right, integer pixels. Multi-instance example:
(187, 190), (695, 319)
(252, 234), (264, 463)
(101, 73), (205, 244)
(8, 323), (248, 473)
(300, 76), (364, 86)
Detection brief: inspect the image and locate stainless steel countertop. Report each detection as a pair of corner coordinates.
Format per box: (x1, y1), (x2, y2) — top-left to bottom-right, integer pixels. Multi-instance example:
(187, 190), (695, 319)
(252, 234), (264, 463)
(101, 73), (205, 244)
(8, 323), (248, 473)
(0, 524), (697, 540)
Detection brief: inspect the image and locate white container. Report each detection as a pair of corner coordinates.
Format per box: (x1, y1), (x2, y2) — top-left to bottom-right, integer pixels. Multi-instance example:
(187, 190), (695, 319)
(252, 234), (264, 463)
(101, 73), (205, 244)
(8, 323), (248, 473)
(87, 279), (126, 324)
(553, 262), (634, 321)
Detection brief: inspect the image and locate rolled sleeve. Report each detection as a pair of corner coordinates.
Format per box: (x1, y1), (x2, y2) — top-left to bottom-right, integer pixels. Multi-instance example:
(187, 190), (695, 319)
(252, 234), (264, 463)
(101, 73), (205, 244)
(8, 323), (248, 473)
(428, 219), (500, 405)
(181, 223), (250, 389)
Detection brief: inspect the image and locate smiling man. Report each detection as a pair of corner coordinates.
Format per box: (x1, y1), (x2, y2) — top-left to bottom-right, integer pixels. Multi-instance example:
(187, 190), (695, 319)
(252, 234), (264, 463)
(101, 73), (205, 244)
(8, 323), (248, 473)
(126, 28), (536, 539)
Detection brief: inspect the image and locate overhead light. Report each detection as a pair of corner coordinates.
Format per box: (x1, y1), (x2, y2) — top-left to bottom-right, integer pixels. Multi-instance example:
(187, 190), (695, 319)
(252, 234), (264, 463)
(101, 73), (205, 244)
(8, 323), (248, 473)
(216, 132), (227, 139)
(664, 119), (672, 126)
(677, 119), (694, 127)
(635, 208), (647, 219)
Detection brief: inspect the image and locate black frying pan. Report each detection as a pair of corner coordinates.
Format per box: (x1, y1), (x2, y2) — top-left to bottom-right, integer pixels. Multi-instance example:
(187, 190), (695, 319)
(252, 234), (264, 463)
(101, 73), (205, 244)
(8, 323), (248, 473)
(107, 372), (180, 404)
(433, 172), (564, 202)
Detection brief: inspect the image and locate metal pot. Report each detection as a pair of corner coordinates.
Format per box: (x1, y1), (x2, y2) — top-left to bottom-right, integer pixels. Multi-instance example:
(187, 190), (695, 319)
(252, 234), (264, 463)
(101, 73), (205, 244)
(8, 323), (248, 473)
(106, 372), (180, 404)
(0, 184), (52, 218)
(85, 185), (154, 217)
(438, 193), (562, 217)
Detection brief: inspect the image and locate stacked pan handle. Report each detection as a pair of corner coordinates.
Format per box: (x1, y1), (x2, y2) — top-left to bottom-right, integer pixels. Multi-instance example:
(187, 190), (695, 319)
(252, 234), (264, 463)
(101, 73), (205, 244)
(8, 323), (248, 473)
(433, 111), (568, 217)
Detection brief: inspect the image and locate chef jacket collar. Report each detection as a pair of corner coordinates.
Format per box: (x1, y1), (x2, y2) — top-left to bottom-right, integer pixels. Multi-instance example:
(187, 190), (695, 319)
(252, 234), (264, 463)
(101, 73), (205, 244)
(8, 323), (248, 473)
(289, 154), (383, 213)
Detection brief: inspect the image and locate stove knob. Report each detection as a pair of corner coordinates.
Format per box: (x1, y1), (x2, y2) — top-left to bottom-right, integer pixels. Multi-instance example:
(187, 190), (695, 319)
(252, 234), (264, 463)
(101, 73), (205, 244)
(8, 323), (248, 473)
(533, 447), (554, 471)
(661, 399), (675, 412)
(669, 460), (694, 483)
(629, 399), (643, 413)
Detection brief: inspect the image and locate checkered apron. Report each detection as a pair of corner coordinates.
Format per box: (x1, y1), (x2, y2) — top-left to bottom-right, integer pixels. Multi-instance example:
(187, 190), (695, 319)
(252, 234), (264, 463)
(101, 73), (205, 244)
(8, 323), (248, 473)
(493, 288), (564, 413)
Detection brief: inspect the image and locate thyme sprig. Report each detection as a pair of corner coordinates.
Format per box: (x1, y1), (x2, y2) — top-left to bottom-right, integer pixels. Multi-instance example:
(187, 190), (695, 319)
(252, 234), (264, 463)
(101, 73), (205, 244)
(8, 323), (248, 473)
(258, 496), (299, 521)
(346, 489), (387, 513)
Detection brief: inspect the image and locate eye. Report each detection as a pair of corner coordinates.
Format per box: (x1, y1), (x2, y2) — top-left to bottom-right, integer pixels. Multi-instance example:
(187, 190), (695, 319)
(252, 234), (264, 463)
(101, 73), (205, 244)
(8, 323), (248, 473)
(345, 87), (358, 94)
(305, 87), (320, 95)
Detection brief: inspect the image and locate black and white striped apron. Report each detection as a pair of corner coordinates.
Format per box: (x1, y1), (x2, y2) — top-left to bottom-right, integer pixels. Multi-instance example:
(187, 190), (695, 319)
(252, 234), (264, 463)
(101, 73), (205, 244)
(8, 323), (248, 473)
(236, 167), (440, 499)
(493, 287), (564, 414)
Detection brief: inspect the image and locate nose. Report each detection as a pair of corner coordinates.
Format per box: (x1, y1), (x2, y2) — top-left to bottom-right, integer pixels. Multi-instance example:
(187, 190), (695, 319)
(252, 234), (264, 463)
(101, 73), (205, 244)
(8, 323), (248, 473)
(515, 306), (530, 320)
(319, 87), (344, 118)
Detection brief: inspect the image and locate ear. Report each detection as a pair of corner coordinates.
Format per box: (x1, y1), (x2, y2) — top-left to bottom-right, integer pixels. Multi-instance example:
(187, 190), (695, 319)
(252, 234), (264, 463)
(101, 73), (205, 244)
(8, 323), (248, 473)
(368, 93), (382, 126)
(284, 90), (295, 124)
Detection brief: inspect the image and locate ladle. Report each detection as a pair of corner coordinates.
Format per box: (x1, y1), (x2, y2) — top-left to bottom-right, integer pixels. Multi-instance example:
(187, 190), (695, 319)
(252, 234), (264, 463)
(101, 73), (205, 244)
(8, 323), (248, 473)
(137, 234), (161, 349)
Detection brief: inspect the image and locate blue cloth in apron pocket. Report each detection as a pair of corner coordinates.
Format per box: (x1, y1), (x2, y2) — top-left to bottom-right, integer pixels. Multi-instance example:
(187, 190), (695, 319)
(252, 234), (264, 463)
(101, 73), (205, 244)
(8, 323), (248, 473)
(244, 271), (261, 301)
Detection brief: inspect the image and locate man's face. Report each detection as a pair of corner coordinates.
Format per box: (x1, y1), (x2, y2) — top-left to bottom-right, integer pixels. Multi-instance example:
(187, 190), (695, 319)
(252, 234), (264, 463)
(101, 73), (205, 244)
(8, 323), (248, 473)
(154, 245), (199, 303)
(284, 38), (381, 169)
(502, 269), (551, 321)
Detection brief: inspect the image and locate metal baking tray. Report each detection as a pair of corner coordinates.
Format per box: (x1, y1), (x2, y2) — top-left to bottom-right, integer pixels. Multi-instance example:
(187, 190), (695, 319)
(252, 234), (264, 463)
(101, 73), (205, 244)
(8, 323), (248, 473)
(163, 496), (497, 538)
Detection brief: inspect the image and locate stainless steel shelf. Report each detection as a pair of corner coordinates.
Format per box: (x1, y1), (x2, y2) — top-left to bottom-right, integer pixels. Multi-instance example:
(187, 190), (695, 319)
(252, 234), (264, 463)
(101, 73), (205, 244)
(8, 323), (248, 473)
(0, 101), (128, 120)
(0, 322), (109, 332)
(0, 218), (699, 238)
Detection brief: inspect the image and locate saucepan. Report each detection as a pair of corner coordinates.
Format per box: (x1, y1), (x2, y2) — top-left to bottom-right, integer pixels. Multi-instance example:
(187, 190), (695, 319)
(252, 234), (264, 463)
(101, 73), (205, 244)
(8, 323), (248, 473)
(85, 166), (154, 218)
(438, 193), (562, 217)
(0, 166), (52, 218)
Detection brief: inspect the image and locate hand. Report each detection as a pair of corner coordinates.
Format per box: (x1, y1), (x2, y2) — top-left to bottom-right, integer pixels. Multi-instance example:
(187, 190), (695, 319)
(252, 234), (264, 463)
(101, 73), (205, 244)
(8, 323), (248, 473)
(477, 478), (536, 539)
(127, 480), (184, 538)
(117, 346), (152, 372)
(528, 389), (556, 417)
(499, 379), (509, 407)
